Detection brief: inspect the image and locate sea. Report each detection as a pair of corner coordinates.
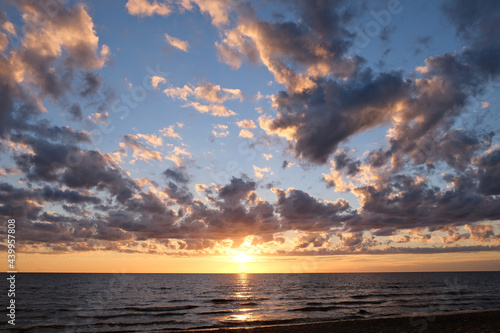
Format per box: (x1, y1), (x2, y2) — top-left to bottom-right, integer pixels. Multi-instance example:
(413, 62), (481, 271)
(3, 272), (500, 332)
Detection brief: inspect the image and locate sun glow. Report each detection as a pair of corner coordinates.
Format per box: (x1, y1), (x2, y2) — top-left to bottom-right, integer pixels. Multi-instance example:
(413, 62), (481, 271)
(232, 252), (252, 263)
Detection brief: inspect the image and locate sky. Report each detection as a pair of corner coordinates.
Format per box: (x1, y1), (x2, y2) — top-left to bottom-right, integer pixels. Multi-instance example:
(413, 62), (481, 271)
(0, 0), (499, 273)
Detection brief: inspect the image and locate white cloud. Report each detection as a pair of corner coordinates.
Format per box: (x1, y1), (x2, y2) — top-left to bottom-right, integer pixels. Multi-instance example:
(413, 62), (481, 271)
(160, 125), (182, 140)
(165, 146), (192, 167)
(236, 119), (256, 129)
(87, 112), (108, 125)
(185, 101), (236, 117)
(262, 153), (273, 160)
(151, 76), (166, 89)
(212, 124), (229, 137)
(253, 165), (272, 179)
(178, 0), (233, 27)
(163, 82), (241, 117)
(126, 0), (171, 17)
(165, 33), (189, 52)
(137, 133), (163, 146)
(239, 129), (254, 138)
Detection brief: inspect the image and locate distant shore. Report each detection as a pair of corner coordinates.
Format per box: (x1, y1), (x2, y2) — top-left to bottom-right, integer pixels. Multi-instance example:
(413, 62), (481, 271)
(183, 310), (500, 333)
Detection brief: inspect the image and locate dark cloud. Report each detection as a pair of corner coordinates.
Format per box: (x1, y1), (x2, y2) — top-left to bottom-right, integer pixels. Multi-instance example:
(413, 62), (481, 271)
(0, 58), (42, 138)
(350, 173), (500, 233)
(163, 167), (190, 184)
(218, 176), (256, 203)
(41, 186), (101, 204)
(441, 0), (500, 48)
(0, 183), (100, 222)
(333, 150), (360, 175)
(68, 103), (83, 121)
(61, 150), (138, 203)
(273, 187), (352, 231)
(26, 120), (92, 143)
(269, 70), (411, 163)
(433, 130), (493, 171)
(80, 72), (102, 97)
(475, 149), (500, 195)
(13, 137), (81, 182)
(164, 182), (194, 206)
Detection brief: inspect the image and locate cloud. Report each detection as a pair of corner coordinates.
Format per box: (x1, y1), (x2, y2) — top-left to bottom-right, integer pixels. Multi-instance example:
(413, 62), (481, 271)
(474, 149), (500, 195)
(273, 187), (352, 232)
(440, 0), (500, 48)
(163, 85), (194, 101)
(265, 71), (411, 164)
(179, 0), (233, 27)
(0, 3), (109, 149)
(151, 76), (166, 89)
(163, 82), (243, 104)
(212, 124), (229, 137)
(185, 101), (236, 117)
(258, 114), (296, 141)
(136, 133), (163, 147)
(239, 129), (254, 138)
(164, 33), (189, 52)
(209, 0), (500, 173)
(215, 41), (242, 69)
(253, 165), (272, 179)
(236, 119), (256, 129)
(164, 81), (241, 117)
(14, 2), (109, 89)
(126, 0), (171, 17)
(195, 184), (206, 192)
(464, 224), (498, 242)
(215, 0), (363, 93)
(87, 112), (108, 125)
(165, 146), (192, 167)
(262, 153), (272, 160)
(68, 104), (83, 121)
(0, 167), (22, 177)
(351, 172), (500, 233)
(163, 167), (190, 184)
(119, 134), (163, 162)
(160, 125), (182, 140)
(80, 73), (102, 97)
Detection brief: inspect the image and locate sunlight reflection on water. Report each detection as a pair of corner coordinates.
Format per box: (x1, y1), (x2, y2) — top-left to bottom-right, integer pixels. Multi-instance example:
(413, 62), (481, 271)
(222, 273), (261, 323)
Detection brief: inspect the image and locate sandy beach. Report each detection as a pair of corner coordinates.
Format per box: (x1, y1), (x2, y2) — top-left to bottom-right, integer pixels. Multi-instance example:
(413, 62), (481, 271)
(184, 310), (500, 333)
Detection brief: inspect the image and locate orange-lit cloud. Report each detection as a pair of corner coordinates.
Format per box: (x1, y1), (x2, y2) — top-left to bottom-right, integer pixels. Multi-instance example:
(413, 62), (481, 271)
(164, 33), (189, 52)
(126, 0), (171, 17)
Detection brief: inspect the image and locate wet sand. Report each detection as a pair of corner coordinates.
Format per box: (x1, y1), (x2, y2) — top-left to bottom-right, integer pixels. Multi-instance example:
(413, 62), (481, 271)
(184, 310), (500, 333)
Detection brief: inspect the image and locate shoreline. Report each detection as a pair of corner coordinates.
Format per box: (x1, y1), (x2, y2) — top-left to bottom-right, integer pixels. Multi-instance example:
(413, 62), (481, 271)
(181, 309), (500, 333)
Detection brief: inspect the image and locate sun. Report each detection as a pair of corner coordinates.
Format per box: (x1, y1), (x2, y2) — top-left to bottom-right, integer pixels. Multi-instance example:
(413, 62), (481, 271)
(232, 252), (251, 263)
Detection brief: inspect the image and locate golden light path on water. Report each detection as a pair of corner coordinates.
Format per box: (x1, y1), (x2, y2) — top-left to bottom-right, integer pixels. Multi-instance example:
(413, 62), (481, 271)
(223, 272), (261, 324)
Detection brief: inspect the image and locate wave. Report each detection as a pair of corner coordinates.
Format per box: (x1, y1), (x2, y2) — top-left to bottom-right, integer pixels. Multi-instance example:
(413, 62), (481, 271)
(338, 300), (386, 305)
(289, 305), (340, 312)
(122, 305), (198, 312)
(209, 298), (236, 304)
(198, 310), (234, 315)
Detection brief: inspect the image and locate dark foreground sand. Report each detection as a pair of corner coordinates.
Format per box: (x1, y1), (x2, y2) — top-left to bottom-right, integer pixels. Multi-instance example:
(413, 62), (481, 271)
(183, 310), (500, 333)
